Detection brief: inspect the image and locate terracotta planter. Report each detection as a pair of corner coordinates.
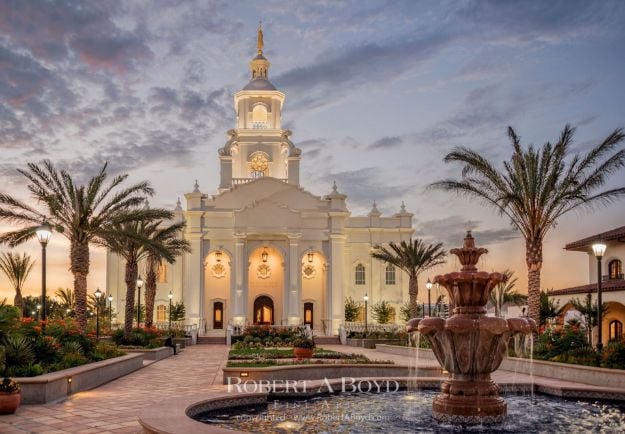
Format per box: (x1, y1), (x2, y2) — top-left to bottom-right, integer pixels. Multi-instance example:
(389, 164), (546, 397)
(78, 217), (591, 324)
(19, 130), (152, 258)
(293, 347), (313, 360)
(0, 391), (20, 414)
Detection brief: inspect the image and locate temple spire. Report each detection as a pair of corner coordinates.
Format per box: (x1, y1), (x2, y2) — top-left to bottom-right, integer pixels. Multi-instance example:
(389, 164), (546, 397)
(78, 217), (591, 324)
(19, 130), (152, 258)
(257, 22), (264, 55)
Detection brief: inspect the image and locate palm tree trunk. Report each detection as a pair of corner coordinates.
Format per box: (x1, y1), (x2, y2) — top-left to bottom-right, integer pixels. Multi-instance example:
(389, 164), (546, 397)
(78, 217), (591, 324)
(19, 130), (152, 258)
(71, 241), (90, 329)
(526, 239), (543, 324)
(124, 260), (138, 339)
(144, 261), (157, 328)
(408, 275), (419, 318)
(13, 289), (23, 312)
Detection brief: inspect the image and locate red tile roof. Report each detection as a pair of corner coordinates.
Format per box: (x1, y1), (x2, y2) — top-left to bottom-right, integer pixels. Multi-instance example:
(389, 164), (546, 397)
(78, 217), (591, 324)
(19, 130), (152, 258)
(548, 279), (625, 296)
(565, 225), (625, 251)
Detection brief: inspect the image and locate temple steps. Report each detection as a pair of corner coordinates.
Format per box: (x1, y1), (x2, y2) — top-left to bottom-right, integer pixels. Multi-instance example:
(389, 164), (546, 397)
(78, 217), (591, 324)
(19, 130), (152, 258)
(197, 336), (227, 344)
(314, 336), (341, 345)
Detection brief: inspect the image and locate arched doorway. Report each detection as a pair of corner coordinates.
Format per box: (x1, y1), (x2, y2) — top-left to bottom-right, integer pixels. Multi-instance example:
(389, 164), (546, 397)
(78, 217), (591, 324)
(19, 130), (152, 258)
(213, 302), (224, 329)
(254, 296), (274, 325)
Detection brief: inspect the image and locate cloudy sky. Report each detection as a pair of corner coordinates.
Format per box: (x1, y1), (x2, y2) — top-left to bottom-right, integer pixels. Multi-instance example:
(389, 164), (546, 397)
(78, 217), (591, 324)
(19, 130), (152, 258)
(1, 0), (625, 301)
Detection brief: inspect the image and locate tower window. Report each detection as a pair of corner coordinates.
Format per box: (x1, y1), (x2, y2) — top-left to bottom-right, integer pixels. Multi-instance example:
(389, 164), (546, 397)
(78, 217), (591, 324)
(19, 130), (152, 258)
(252, 104), (268, 129)
(355, 263), (365, 285)
(385, 264), (396, 285)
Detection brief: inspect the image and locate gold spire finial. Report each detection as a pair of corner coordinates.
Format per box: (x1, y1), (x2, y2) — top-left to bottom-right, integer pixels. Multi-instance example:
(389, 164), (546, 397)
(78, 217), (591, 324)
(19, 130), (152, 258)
(257, 21), (264, 55)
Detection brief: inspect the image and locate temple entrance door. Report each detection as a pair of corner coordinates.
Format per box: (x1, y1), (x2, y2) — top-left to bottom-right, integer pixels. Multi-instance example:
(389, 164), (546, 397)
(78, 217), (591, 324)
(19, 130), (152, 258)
(304, 302), (314, 329)
(253, 296), (274, 325)
(213, 302), (224, 329)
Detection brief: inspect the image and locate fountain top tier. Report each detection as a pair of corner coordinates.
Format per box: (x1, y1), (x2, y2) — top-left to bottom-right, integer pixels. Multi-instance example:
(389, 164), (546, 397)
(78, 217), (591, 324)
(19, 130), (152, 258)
(434, 230), (507, 311)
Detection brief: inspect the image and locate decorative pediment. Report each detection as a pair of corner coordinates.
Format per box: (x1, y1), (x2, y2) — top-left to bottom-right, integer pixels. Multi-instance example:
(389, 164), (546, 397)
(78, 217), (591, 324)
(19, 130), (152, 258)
(208, 177), (328, 211)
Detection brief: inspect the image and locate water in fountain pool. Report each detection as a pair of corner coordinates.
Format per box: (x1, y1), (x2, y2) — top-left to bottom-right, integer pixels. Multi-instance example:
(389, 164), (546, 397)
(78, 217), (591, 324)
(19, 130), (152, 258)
(195, 390), (625, 433)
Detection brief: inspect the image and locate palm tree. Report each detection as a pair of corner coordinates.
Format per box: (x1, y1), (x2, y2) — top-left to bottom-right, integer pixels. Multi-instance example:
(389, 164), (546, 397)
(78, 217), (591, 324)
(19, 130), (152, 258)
(0, 252), (34, 310)
(143, 221), (189, 328)
(431, 125), (625, 323)
(488, 269), (526, 318)
(101, 216), (187, 338)
(371, 239), (446, 318)
(55, 288), (75, 311)
(0, 160), (164, 328)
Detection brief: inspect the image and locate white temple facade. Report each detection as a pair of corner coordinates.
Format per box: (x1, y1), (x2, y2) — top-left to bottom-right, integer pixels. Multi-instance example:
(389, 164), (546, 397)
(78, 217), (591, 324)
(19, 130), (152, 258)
(106, 27), (414, 335)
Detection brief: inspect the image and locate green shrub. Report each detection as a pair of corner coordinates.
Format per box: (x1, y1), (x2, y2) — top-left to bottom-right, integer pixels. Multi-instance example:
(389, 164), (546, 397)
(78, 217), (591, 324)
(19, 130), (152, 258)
(0, 305), (21, 339)
(603, 340), (625, 369)
(91, 342), (124, 361)
(344, 297), (361, 322)
(371, 300), (394, 324)
(3, 334), (35, 367)
(534, 324), (590, 361)
(61, 352), (88, 368)
(33, 336), (61, 365)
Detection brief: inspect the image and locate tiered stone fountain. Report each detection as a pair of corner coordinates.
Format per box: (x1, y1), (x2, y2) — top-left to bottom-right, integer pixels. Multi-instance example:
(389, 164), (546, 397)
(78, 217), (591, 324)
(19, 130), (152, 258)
(407, 231), (536, 425)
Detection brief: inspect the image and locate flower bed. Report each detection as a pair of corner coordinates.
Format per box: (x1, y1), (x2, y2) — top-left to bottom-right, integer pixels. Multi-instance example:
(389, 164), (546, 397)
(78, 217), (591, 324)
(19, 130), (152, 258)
(226, 346), (391, 368)
(2, 317), (125, 377)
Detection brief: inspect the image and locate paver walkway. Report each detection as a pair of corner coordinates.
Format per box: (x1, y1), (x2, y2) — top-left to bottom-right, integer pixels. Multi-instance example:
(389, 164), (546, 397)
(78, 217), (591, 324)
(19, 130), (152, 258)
(0, 345), (230, 434)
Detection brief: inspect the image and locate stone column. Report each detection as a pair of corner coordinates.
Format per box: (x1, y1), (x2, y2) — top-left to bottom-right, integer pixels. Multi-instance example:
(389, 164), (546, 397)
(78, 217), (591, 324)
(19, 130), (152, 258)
(329, 234), (346, 334)
(232, 233), (247, 325)
(287, 234), (302, 325)
(185, 234), (203, 328)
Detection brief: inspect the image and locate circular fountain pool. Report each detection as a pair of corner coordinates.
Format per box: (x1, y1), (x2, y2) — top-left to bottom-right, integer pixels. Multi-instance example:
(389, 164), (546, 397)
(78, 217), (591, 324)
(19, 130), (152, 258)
(194, 390), (625, 433)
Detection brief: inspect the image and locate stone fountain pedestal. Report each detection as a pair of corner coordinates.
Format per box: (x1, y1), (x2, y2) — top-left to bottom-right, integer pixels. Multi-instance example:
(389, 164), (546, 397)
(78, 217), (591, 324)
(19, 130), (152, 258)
(407, 231), (535, 425)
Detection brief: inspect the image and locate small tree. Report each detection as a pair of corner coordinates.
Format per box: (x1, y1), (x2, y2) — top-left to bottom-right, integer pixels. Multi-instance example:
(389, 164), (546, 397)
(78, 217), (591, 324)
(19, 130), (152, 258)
(539, 290), (560, 327)
(344, 297), (360, 322)
(400, 302), (422, 322)
(488, 269), (527, 318)
(371, 300), (394, 324)
(0, 252), (34, 311)
(169, 301), (186, 322)
(569, 296), (610, 346)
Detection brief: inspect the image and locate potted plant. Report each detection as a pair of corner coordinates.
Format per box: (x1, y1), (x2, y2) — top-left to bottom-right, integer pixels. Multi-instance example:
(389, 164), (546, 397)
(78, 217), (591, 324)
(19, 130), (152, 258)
(0, 378), (20, 414)
(292, 336), (315, 359)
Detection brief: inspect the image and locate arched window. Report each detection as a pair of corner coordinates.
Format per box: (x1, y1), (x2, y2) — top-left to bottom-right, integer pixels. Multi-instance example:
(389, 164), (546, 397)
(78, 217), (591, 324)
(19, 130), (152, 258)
(609, 320), (623, 341)
(252, 104), (268, 129)
(156, 305), (167, 322)
(157, 261), (167, 283)
(608, 259), (622, 280)
(355, 263), (365, 285)
(385, 264), (396, 285)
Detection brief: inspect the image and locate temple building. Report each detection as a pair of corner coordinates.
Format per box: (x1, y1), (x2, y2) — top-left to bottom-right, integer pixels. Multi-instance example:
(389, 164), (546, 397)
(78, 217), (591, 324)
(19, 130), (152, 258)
(106, 27), (414, 336)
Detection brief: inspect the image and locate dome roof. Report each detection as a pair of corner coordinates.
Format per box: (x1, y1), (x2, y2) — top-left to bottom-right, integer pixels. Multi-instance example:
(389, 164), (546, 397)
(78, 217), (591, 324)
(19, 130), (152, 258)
(242, 78), (277, 91)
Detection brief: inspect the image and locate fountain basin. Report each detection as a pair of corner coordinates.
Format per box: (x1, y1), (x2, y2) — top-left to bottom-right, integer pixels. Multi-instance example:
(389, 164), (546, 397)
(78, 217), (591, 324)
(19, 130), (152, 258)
(191, 389), (625, 433)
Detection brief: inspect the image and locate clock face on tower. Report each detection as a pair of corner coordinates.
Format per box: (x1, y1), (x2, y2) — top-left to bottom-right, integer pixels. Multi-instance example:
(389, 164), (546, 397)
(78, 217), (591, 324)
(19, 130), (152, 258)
(250, 153), (269, 177)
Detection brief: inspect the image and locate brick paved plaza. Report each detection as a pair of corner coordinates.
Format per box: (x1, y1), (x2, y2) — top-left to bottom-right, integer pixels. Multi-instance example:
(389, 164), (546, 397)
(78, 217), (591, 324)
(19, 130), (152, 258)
(1, 344), (623, 433)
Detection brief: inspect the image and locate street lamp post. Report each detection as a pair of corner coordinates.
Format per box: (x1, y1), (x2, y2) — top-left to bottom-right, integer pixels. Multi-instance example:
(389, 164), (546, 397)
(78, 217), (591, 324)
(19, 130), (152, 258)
(426, 278), (433, 317)
(168, 291), (173, 330)
(94, 288), (102, 339)
(363, 293), (368, 336)
(592, 243), (607, 366)
(36, 220), (52, 326)
(108, 294), (113, 331)
(136, 277), (144, 326)
(36, 304), (41, 321)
